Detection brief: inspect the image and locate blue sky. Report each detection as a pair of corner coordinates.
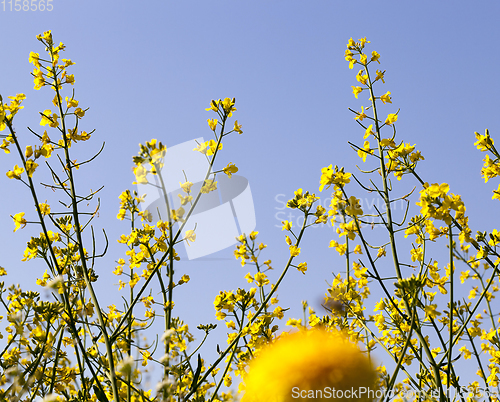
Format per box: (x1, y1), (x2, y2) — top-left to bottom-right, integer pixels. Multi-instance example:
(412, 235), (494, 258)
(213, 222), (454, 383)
(1, 0), (500, 387)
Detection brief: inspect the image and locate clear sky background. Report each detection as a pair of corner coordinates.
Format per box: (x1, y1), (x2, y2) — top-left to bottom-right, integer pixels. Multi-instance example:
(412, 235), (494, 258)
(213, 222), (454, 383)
(1, 0), (500, 388)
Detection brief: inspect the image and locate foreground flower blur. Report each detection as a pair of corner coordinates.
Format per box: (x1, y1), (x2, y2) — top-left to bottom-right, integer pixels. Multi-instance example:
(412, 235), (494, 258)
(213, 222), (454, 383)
(243, 329), (378, 402)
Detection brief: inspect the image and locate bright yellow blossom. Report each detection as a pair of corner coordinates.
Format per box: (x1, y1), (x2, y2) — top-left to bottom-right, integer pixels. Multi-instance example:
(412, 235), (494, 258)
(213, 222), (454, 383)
(205, 99), (219, 112)
(352, 86), (363, 99)
(364, 124), (374, 139)
(329, 240), (347, 256)
(74, 107), (85, 118)
(297, 262), (307, 274)
(356, 70), (368, 85)
(375, 69), (385, 83)
(40, 110), (59, 127)
(223, 162), (238, 178)
(13, 212), (27, 232)
(385, 113), (398, 125)
(319, 165), (351, 192)
(201, 179), (217, 193)
(208, 118), (218, 131)
(65, 97), (79, 108)
(28, 52), (41, 68)
(357, 140), (373, 162)
(474, 129), (494, 151)
(289, 245), (301, 257)
(355, 106), (367, 121)
(6, 164), (24, 180)
(359, 37), (370, 47)
(25, 145), (33, 158)
(25, 160), (38, 177)
(234, 120), (243, 134)
(380, 91), (392, 104)
(345, 196), (363, 216)
(243, 329), (377, 402)
(39, 203), (50, 216)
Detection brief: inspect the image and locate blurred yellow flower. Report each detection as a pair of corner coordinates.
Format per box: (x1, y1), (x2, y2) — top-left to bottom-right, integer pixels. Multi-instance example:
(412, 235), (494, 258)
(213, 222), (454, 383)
(180, 181), (193, 193)
(184, 230), (196, 245)
(243, 329), (377, 402)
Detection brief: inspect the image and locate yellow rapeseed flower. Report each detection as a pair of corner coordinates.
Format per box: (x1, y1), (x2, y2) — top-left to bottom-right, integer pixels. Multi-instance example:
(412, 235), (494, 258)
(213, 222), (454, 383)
(243, 329), (377, 402)
(380, 91), (392, 104)
(384, 113), (398, 125)
(223, 162), (238, 178)
(234, 120), (243, 134)
(13, 212), (27, 232)
(208, 118), (218, 131)
(352, 86), (363, 99)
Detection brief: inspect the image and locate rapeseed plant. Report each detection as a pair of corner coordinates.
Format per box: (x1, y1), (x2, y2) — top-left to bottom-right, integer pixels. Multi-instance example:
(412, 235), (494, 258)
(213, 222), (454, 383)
(0, 32), (499, 402)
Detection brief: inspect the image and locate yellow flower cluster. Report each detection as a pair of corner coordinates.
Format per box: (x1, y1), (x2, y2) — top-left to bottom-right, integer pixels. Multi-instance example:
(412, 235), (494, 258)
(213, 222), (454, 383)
(474, 129), (500, 200)
(416, 182), (465, 226)
(0, 93), (25, 133)
(319, 165), (351, 192)
(132, 138), (167, 184)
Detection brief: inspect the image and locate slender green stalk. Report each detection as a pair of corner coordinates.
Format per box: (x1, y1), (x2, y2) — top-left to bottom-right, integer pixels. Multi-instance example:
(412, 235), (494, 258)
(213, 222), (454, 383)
(362, 57), (446, 401)
(6, 118), (107, 398)
(53, 68), (120, 402)
(447, 225), (454, 393)
(208, 306), (247, 402)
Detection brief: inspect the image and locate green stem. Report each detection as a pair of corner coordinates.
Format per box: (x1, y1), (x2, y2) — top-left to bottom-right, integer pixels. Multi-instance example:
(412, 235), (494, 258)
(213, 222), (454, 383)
(50, 46), (119, 400)
(6, 118), (107, 398)
(447, 225), (454, 392)
(363, 56), (445, 401)
(208, 306), (247, 402)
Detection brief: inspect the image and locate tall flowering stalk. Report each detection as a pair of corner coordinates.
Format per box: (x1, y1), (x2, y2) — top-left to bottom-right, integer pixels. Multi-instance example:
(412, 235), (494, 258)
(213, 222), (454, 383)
(312, 37), (500, 402)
